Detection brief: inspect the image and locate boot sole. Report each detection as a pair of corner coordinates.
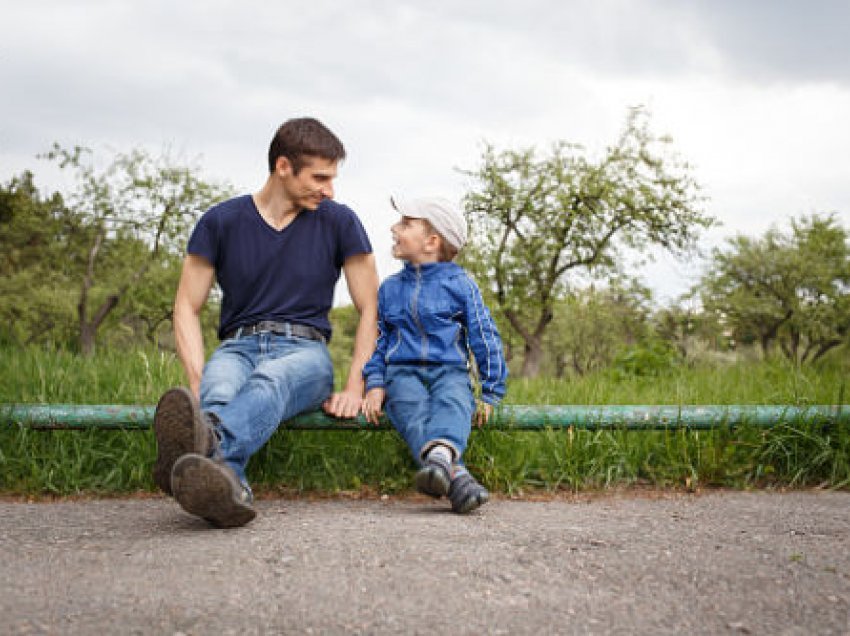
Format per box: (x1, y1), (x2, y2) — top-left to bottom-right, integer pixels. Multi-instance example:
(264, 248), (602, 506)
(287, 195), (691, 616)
(152, 388), (208, 496)
(171, 454), (256, 528)
(414, 464), (451, 498)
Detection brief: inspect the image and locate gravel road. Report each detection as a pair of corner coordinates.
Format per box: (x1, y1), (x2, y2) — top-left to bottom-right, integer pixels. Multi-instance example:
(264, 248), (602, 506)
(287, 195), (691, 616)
(2, 491), (848, 635)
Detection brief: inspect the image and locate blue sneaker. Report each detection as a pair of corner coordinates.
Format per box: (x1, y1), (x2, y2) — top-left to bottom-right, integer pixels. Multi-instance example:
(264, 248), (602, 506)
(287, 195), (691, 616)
(413, 455), (452, 498)
(449, 473), (490, 514)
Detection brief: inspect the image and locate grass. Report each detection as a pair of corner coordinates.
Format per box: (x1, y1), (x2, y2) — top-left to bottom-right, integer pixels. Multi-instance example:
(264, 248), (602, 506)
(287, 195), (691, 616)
(1, 345), (848, 496)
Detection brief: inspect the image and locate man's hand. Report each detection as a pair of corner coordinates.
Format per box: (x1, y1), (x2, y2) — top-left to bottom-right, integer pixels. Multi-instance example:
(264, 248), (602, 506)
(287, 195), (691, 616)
(475, 401), (494, 428)
(361, 387), (386, 426)
(322, 389), (363, 419)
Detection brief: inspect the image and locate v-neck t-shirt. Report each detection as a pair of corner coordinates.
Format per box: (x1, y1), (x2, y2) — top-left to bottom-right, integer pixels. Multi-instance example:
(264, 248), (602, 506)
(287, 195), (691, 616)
(187, 194), (372, 341)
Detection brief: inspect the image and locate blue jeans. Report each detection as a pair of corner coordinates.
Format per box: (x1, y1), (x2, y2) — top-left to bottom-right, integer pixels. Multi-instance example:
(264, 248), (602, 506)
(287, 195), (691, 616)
(383, 365), (476, 466)
(199, 333), (334, 485)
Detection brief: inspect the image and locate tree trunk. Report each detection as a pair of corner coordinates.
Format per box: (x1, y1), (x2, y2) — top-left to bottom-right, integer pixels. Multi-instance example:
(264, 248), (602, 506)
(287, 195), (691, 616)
(80, 323), (97, 356)
(520, 336), (544, 378)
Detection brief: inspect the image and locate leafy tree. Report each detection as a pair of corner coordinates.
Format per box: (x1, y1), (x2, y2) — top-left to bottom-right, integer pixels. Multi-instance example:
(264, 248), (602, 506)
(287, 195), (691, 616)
(462, 109), (714, 376)
(0, 172), (81, 345)
(545, 278), (652, 377)
(39, 145), (233, 354)
(653, 301), (726, 360)
(701, 214), (850, 364)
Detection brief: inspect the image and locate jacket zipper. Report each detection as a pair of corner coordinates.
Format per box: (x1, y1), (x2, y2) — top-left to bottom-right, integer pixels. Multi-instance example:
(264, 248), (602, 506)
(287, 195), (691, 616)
(411, 265), (428, 361)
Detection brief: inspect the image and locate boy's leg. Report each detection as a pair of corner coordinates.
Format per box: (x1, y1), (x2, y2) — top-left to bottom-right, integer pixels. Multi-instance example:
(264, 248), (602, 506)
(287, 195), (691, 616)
(420, 366), (475, 462)
(383, 366), (432, 465)
(382, 367), (452, 495)
(415, 366), (476, 498)
(425, 366), (489, 512)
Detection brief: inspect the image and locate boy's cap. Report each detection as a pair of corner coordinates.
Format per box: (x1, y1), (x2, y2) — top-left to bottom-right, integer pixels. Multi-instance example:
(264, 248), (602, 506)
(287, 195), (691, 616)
(390, 196), (468, 250)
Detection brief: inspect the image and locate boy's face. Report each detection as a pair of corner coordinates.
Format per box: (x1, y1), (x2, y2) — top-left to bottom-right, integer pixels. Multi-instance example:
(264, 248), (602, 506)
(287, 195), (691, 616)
(391, 216), (439, 264)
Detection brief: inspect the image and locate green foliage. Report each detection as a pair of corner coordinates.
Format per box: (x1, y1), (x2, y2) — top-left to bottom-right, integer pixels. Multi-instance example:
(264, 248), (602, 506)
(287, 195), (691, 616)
(0, 147), (233, 353)
(462, 108), (714, 377)
(701, 213), (850, 364)
(327, 304), (360, 388)
(1, 346), (848, 495)
(609, 339), (681, 378)
(544, 277), (652, 377)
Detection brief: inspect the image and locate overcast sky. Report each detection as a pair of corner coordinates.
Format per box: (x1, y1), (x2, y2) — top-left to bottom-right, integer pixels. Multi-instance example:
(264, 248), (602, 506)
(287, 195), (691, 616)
(2, 0), (849, 304)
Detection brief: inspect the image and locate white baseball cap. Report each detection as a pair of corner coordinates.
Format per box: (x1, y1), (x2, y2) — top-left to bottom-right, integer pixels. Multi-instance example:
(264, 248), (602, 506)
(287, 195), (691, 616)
(390, 196), (468, 250)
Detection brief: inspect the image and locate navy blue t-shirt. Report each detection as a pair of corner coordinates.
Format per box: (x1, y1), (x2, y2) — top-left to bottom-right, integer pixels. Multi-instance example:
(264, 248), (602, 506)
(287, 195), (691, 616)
(187, 195), (372, 340)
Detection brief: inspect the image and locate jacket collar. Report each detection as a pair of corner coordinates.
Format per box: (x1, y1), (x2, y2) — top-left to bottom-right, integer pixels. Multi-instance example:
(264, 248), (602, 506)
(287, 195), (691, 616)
(402, 261), (461, 279)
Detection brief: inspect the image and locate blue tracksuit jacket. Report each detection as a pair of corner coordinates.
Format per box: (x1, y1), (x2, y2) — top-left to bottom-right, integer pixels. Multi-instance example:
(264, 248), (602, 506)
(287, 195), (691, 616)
(363, 261), (507, 405)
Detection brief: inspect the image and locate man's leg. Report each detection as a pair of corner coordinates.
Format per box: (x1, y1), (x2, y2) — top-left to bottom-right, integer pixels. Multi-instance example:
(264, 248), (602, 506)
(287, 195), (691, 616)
(207, 335), (334, 485)
(172, 335), (333, 527)
(151, 338), (254, 496)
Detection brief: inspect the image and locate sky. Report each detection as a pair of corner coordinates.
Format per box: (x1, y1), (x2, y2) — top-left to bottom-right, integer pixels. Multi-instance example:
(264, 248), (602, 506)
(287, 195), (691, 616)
(2, 0), (849, 305)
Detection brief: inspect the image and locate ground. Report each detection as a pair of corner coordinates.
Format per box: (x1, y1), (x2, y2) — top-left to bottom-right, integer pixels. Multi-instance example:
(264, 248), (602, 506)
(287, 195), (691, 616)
(2, 490), (848, 634)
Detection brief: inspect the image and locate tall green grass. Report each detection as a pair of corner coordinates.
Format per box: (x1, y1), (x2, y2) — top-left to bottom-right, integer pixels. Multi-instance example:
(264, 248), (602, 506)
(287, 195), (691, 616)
(1, 346), (848, 495)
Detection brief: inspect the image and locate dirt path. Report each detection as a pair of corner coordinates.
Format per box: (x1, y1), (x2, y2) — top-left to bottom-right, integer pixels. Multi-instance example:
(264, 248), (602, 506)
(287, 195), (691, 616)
(2, 491), (849, 634)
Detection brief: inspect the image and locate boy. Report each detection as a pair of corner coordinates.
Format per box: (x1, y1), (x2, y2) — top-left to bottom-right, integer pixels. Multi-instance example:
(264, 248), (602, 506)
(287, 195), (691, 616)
(362, 196), (507, 513)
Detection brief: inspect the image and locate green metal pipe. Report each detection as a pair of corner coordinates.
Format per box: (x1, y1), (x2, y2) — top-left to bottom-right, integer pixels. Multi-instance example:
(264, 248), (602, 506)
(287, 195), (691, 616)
(2, 404), (847, 431)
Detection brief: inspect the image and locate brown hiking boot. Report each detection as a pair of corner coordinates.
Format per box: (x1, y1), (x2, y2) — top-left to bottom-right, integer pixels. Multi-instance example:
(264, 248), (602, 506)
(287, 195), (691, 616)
(171, 454), (256, 528)
(152, 387), (213, 496)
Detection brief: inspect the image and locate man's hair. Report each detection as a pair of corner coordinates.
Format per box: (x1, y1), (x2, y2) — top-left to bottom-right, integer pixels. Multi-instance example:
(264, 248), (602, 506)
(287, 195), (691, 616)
(420, 219), (459, 262)
(268, 117), (346, 174)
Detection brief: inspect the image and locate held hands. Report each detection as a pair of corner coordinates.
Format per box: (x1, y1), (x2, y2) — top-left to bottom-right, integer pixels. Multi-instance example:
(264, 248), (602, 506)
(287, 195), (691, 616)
(322, 388), (364, 419)
(475, 400), (494, 428)
(361, 387), (386, 426)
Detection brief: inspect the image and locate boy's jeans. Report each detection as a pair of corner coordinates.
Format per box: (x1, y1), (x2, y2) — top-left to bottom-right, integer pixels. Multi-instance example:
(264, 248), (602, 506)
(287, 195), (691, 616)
(383, 365), (476, 465)
(200, 333), (334, 486)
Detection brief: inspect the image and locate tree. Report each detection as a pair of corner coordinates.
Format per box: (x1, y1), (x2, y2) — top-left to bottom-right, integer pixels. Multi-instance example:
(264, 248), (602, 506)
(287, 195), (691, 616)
(461, 108), (714, 377)
(0, 145), (230, 354)
(545, 278), (652, 377)
(0, 172), (81, 345)
(700, 214), (850, 364)
(39, 145), (233, 354)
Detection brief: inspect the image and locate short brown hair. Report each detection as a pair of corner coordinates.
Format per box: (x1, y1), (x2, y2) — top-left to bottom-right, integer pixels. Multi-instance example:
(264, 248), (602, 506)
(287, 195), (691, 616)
(268, 117), (346, 174)
(421, 219), (459, 262)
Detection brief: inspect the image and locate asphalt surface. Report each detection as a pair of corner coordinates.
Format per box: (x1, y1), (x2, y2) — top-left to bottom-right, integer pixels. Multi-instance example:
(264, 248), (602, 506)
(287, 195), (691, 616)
(1, 490), (849, 635)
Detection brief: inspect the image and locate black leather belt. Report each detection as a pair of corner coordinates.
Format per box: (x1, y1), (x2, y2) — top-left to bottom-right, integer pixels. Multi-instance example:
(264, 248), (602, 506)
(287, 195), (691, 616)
(224, 321), (326, 343)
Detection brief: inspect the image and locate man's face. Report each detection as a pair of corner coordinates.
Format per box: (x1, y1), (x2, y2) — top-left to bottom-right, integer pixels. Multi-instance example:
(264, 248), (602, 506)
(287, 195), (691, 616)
(280, 155), (338, 210)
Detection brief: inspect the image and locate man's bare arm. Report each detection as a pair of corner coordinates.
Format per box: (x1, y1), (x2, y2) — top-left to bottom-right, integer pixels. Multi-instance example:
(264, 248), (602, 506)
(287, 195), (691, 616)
(173, 254), (216, 399)
(323, 252), (379, 418)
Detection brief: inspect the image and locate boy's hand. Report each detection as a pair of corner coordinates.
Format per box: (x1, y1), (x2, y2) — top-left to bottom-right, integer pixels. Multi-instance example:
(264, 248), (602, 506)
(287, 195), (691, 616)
(362, 388), (386, 426)
(475, 401), (494, 428)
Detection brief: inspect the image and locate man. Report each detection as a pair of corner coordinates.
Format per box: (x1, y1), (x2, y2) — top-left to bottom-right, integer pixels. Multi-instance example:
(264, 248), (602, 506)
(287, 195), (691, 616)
(153, 117), (378, 527)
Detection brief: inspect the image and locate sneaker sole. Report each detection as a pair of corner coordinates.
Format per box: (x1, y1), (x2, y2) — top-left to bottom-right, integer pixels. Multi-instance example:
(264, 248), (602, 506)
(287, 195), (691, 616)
(414, 464), (451, 498)
(171, 454), (256, 528)
(452, 488), (490, 514)
(152, 388), (208, 496)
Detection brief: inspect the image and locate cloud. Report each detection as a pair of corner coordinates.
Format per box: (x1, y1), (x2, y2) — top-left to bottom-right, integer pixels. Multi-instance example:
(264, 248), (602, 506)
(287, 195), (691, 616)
(1, 0), (849, 305)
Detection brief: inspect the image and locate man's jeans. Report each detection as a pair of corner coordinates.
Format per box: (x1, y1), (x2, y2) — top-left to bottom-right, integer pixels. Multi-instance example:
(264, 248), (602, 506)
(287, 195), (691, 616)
(383, 365), (475, 465)
(200, 333), (334, 486)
